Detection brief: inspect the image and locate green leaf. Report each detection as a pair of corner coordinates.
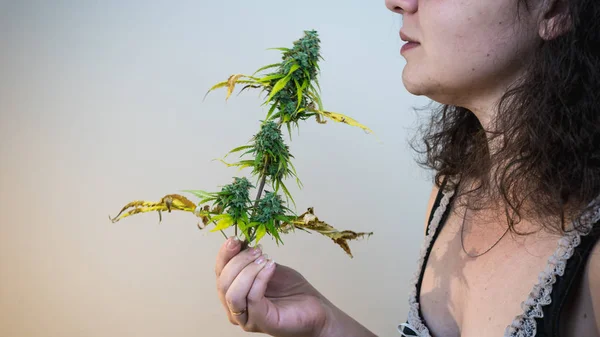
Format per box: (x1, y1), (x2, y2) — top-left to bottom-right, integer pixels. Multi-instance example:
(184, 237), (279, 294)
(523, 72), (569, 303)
(303, 69), (311, 79)
(199, 197), (219, 204)
(286, 122), (292, 141)
(286, 63), (301, 76)
(181, 189), (214, 199)
(255, 224), (267, 244)
(314, 77), (321, 93)
(265, 220), (283, 245)
(278, 180), (296, 209)
(209, 214), (230, 222)
(293, 78), (306, 112)
(216, 158), (255, 170)
(225, 145), (254, 158)
(210, 214), (235, 232)
(207, 80), (229, 91)
(267, 47), (290, 52)
(311, 60), (321, 73)
(287, 160), (301, 189)
(258, 73), (286, 83)
(307, 89), (323, 111)
(202, 81), (227, 101)
(267, 74), (293, 103)
(265, 101), (279, 121)
(252, 63), (282, 77)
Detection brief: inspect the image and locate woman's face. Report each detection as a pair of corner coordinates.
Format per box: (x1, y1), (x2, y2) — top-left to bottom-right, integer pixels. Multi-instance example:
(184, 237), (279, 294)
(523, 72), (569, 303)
(385, 0), (543, 109)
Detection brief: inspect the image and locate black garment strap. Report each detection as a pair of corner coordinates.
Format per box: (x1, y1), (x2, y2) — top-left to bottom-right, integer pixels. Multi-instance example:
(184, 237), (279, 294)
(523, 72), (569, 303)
(426, 177), (453, 236)
(408, 177), (599, 337)
(537, 223), (600, 337)
(416, 176), (457, 317)
(400, 177), (457, 337)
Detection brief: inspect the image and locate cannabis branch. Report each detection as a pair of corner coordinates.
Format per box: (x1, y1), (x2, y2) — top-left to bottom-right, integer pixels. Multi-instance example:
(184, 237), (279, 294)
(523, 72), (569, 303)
(109, 30), (374, 257)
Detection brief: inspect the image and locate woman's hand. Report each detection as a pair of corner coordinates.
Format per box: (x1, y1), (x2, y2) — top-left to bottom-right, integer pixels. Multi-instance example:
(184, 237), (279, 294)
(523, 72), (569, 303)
(215, 236), (330, 337)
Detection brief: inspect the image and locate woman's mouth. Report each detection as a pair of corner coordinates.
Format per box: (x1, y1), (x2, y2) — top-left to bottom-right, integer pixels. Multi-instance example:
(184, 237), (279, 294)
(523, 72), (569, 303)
(400, 31), (420, 54)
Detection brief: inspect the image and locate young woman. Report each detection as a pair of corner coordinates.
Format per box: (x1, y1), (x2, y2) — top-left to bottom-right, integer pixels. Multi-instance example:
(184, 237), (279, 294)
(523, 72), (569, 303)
(213, 0), (600, 336)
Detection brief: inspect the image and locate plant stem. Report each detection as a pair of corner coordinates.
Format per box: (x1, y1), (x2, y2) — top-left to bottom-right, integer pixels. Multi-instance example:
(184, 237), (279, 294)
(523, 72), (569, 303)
(240, 118), (284, 249)
(220, 229), (228, 239)
(241, 157), (269, 250)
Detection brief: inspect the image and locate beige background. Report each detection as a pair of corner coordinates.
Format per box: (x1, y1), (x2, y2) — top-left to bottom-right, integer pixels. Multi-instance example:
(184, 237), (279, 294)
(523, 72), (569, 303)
(0, 1), (436, 336)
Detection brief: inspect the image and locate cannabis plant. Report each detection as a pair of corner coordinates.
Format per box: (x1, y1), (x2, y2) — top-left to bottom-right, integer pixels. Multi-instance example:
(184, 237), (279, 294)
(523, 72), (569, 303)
(109, 30), (374, 257)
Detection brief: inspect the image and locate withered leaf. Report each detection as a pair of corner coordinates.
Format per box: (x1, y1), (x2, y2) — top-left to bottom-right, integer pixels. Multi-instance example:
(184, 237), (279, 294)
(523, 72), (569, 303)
(109, 194), (197, 223)
(282, 207), (373, 258)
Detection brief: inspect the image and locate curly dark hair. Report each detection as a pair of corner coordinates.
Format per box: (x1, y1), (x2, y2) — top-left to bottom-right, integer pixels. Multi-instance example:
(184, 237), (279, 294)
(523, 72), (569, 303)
(410, 0), (600, 235)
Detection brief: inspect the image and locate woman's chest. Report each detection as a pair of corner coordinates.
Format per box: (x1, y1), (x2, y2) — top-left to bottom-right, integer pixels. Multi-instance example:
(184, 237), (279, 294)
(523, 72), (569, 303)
(418, 216), (560, 337)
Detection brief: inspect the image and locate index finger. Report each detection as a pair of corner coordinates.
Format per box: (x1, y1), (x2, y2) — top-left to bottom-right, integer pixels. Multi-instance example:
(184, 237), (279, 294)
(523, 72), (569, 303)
(215, 236), (242, 278)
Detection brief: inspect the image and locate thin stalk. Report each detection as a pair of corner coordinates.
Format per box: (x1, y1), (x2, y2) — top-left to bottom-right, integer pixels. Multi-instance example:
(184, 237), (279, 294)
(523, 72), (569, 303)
(220, 229), (228, 239)
(241, 156), (269, 250)
(240, 111), (286, 250)
(208, 217), (229, 240)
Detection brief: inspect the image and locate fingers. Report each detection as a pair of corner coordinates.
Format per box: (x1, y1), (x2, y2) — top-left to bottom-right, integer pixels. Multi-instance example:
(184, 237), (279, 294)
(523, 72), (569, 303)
(218, 244), (263, 294)
(215, 237), (242, 278)
(216, 241), (263, 325)
(247, 259), (276, 304)
(225, 253), (272, 327)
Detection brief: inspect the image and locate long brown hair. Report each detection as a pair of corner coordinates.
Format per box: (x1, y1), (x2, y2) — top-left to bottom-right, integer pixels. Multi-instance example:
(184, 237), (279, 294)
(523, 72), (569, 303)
(410, 0), (600, 235)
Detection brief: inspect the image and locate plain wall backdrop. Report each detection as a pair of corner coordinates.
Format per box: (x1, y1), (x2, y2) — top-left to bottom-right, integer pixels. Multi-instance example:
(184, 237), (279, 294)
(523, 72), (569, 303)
(0, 1), (438, 336)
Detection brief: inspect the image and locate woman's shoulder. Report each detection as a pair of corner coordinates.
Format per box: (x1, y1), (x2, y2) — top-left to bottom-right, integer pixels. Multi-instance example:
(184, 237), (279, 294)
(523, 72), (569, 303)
(559, 225), (600, 335)
(584, 238), (600, 331)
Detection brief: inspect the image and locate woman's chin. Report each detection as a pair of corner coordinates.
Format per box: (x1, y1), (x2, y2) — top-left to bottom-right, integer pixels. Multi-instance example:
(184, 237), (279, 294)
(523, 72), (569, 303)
(401, 76), (429, 97)
(401, 76), (457, 105)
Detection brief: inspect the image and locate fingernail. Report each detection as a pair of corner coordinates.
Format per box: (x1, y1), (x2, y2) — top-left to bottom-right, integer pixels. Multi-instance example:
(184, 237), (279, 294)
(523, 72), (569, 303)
(255, 254), (268, 265)
(251, 244), (262, 256)
(266, 259), (275, 268)
(227, 237), (240, 249)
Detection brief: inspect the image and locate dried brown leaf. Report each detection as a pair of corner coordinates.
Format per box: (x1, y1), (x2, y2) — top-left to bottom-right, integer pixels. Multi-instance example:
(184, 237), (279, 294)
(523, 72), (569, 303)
(109, 194), (197, 223)
(282, 207), (373, 258)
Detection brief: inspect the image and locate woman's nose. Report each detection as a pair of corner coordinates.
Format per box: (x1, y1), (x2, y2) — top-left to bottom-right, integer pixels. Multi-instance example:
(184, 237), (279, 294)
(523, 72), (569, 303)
(385, 0), (417, 14)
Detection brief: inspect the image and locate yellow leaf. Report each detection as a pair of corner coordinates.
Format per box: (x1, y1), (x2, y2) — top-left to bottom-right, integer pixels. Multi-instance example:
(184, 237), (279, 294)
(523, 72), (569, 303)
(280, 207), (373, 258)
(314, 109), (376, 135)
(210, 215), (235, 232)
(226, 74), (244, 101)
(109, 194), (198, 223)
(255, 224), (267, 244)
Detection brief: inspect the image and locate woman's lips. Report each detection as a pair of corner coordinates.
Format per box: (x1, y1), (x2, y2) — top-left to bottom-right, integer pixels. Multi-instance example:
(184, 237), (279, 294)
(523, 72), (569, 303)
(399, 31), (420, 54)
(401, 41), (420, 54)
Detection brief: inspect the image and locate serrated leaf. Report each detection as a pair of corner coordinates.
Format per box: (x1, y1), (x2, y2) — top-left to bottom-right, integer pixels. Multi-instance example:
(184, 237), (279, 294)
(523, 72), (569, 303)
(181, 189), (213, 199)
(224, 145), (254, 159)
(286, 122), (292, 141)
(215, 158), (256, 171)
(267, 47), (290, 52)
(265, 220), (283, 245)
(210, 214), (235, 232)
(258, 73), (286, 83)
(209, 213), (230, 222)
(314, 109), (375, 135)
(278, 180), (296, 209)
(287, 208), (373, 258)
(265, 101), (279, 121)
(252, 63), (282, 77)
(314, 77), (321, 93)
(255, 224), (267, 244)
(306, 89), (323, 112)
(226, 74), (244, 100)
(293, 78), (306, 112)
(286, 63), (300, 76)
(267, 74), (293, 103)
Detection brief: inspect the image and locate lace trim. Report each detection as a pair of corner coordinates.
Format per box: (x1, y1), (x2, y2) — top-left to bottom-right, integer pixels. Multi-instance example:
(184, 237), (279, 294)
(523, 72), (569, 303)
(504, 195), (600, 337)
(402, 187), (455, 337)
(401, 188), (600, 337)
